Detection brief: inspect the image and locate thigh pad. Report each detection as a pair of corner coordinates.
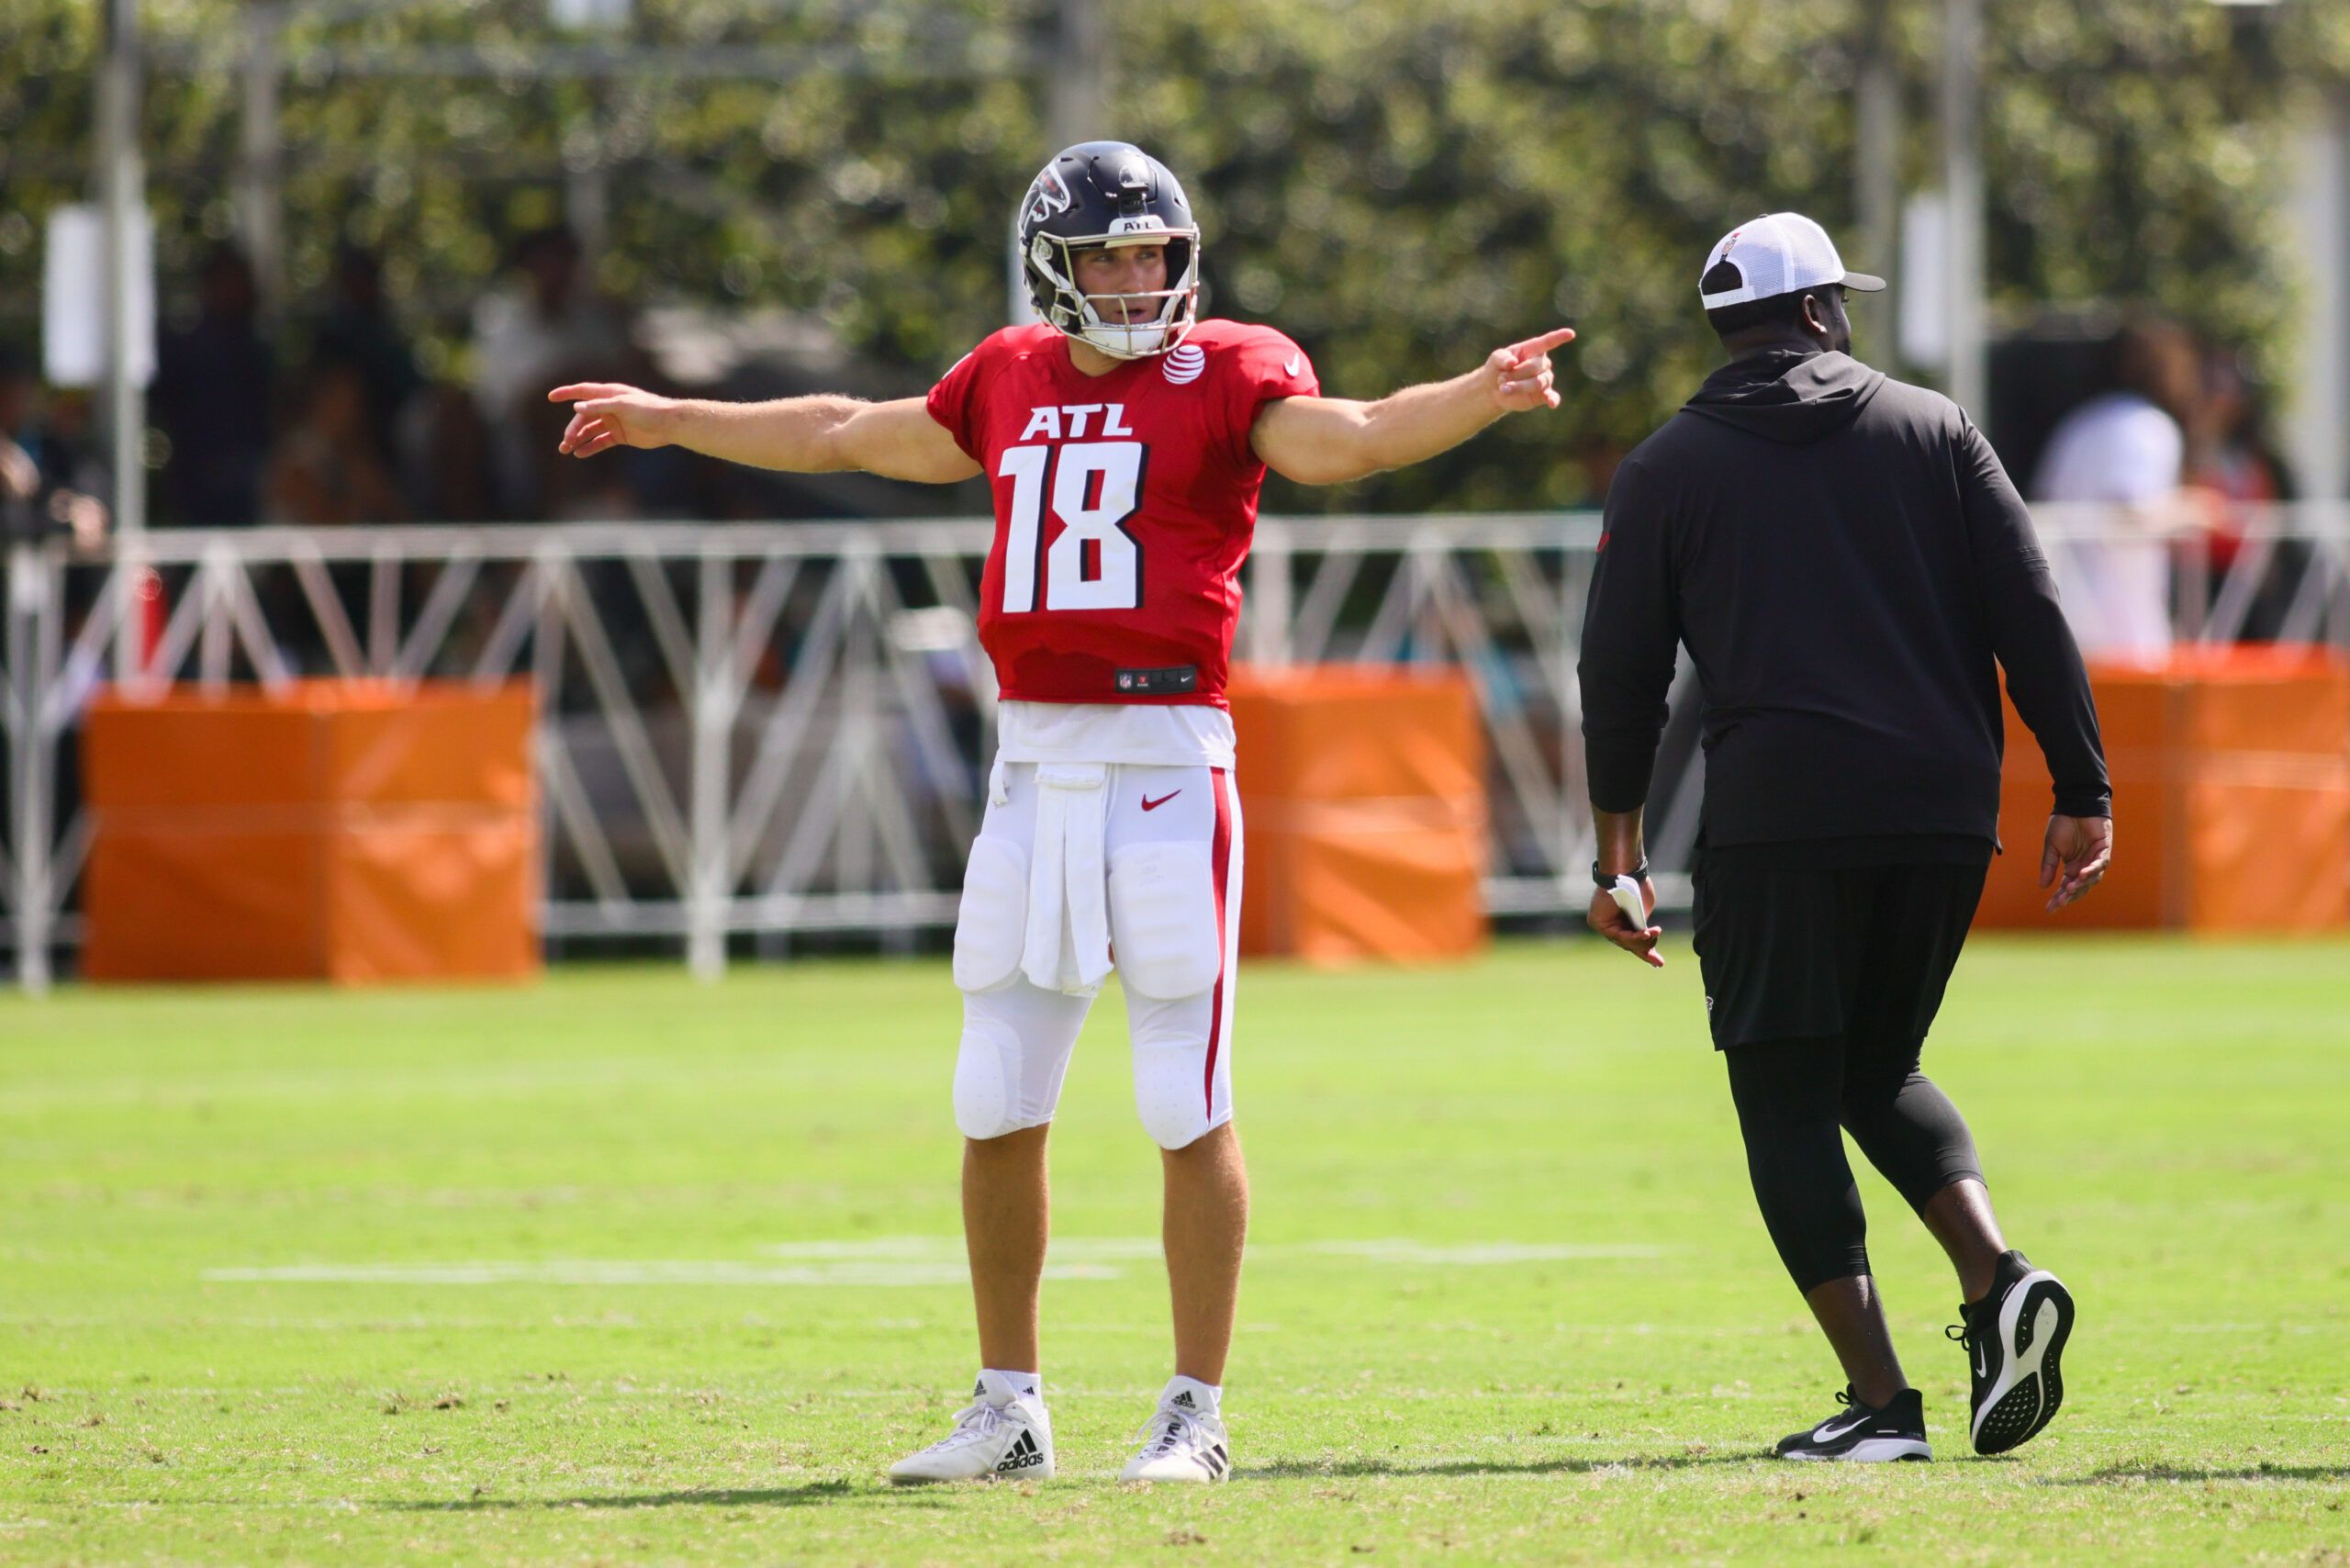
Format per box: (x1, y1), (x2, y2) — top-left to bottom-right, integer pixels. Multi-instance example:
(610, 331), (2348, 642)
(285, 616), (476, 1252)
(1107, 840), (1221, 1001)
(952, 834), (1027, 993)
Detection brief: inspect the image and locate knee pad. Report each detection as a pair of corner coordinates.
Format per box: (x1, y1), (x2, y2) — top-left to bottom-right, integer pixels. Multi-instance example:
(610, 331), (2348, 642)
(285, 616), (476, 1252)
(1132, 1036), (1215, 1150)
(953, 1014), (1028, 1141)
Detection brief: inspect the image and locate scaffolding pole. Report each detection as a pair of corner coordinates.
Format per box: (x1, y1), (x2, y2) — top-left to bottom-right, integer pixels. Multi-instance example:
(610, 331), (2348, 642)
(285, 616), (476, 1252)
(6, 544), (56, 994)
(1939, 0), (1986, 420)
(2287, 87), (2350, 503)
(1853, 0), (1900, 375)
(238, 3), (286, 326)
(98, 0), (147, 561)
(1009, 0), (1103, 324)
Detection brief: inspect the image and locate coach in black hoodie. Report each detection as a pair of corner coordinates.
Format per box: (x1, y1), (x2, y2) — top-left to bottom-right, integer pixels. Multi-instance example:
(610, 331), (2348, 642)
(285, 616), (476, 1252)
(1578, 213), (2112, 1464)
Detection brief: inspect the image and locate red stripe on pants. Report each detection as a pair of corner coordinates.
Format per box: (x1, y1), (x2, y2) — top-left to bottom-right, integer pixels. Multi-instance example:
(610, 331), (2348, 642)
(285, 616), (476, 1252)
(1205, 767), (1232, 1114)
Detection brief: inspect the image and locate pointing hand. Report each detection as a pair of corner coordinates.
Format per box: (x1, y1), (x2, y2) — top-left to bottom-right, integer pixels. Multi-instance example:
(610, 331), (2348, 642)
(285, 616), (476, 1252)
(549, 382), (678, 457)
(1486, 327), (1577, 413)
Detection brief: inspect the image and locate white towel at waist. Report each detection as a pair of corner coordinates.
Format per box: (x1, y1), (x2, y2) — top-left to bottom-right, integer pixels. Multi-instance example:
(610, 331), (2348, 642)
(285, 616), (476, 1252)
(1021, 762), (1113, 995)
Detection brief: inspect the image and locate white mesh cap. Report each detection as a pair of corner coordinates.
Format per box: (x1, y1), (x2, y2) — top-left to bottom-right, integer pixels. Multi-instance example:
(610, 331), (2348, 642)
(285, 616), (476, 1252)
(1698, 212), (1885, 309)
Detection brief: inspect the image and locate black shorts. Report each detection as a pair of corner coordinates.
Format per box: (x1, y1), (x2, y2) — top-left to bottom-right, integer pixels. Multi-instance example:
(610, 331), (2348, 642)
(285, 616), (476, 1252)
(1690, 837), (1991, 1052)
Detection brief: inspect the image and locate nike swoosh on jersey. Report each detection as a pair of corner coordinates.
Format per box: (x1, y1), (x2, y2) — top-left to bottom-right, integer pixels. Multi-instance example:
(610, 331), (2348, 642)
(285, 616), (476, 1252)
(1141, 790), (1182, 812)
(1284, 353), (1303, 376)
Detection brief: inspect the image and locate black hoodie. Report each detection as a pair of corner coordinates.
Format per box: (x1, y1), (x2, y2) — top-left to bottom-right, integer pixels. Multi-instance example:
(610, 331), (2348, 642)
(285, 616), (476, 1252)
(1579, 348), (2109, 850)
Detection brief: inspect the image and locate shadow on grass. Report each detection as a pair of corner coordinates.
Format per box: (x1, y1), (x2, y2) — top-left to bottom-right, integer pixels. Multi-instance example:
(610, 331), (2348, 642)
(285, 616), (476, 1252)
(1244, 1451), (1769, 1480)
(380, 1455), (1775, 1506)
(380, 1481), (949, 1512)
(2051, 1464), (2350, 1485)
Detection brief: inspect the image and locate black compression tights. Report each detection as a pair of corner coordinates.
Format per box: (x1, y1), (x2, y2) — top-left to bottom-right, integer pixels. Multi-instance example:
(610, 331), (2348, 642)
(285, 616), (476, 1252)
(1724, 1035), (1986, 1294)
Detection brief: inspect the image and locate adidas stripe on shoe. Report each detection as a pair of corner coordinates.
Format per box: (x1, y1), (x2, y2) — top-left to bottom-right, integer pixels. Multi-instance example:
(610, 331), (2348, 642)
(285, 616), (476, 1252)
(888, 1372), (1055, 1484)
(993, 1428), (1048, 1476)
(1121, 1381), (1231, 1484)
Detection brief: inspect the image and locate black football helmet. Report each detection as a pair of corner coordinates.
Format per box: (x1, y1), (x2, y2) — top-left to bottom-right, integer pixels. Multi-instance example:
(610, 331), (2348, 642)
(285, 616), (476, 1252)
(1016, 141), (1201, 359)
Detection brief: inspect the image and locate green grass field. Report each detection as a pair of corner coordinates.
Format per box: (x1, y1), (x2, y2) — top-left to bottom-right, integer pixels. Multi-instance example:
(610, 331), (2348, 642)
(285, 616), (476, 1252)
(2, 935), (2345, 1565)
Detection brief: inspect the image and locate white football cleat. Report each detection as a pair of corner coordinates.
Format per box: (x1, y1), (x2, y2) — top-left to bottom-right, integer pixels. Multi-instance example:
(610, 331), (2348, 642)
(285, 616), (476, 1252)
(1119, 1380), (1230, 1484)
(888, 1372), (1054, 1484)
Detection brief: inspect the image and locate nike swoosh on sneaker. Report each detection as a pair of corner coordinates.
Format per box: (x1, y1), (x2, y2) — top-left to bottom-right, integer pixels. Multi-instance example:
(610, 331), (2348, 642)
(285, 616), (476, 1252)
(1141, 790), (1181, 812)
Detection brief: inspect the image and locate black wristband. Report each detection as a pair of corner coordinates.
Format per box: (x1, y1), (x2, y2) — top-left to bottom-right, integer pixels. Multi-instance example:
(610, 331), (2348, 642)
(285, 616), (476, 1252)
(1592, 856), (1649, 889)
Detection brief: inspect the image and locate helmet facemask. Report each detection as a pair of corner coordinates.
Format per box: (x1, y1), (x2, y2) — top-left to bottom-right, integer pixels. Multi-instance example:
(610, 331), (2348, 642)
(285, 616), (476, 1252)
(1026, 230), (1201, 361)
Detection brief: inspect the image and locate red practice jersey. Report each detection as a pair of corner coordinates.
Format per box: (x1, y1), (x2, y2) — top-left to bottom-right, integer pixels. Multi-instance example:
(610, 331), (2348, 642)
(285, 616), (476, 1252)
(926, 319), (1317, 709)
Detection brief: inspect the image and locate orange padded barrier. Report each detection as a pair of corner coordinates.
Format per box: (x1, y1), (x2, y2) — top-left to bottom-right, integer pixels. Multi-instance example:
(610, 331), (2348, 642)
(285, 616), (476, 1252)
(1227, 666), (1487, 963)
(1977, 646), (2350, 932)
(82, 682), (539, 982)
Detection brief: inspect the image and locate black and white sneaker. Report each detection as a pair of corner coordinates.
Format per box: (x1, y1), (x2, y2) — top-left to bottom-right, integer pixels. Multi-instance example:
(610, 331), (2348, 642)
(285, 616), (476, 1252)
(1773, 1387), (1931, 1462)
(1950, 1249), (2075, 1456)
(1120, 1380), (1230, 1484)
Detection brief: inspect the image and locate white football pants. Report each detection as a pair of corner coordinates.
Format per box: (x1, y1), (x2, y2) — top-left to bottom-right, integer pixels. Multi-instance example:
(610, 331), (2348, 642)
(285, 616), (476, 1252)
(949, 759), (1241, 1150)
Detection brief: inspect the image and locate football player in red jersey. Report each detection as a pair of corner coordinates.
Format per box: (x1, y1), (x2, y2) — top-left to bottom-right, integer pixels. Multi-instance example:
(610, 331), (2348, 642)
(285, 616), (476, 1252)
(552, 140), (1572, 1484)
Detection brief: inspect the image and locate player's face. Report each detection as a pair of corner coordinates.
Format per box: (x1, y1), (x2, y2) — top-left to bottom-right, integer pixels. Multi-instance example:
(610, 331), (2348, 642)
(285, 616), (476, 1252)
(1074, 243), (1169, 323)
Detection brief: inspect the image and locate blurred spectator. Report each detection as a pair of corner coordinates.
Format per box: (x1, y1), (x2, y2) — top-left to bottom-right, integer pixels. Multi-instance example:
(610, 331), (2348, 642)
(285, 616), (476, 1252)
(38, 386), (110, 502)
(397, 382), (497, 522)
(152, 244), (276, 526)
(311, 244), (422, 471)
(2031, 318), (2200, 664)
(2185, 350), (2299, 642)
(265, 357), (405, 525)
(0, 349), (108, 551)
(470, 226), (632, 517)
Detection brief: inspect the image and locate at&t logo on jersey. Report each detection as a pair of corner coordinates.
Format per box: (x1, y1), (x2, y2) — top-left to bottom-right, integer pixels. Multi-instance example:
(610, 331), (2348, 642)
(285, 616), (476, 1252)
(1161, 342), (1206, 386)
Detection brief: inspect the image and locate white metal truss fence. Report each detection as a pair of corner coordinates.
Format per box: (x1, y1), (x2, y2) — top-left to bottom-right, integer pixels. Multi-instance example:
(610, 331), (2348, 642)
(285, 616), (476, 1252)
(6, 505), (2350, 991)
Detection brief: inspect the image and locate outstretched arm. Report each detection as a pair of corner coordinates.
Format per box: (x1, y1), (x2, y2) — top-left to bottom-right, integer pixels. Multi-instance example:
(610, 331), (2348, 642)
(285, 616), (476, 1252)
(548, 384), (982, 485)
(1248, 328), (1575, 486)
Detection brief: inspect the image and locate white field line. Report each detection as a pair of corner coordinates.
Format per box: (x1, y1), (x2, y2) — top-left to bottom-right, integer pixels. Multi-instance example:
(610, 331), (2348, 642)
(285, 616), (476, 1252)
(201, 1236), (1669, 1287)
(10, 1315), (2340, 1342)
(760, 1238), (1671, 1263)
(0, 1055), (836, 1111)
(1298, 1240), (1665, 1264)
(199, 1261), (1109, 1287)
(760, 1237), (1162, 1261)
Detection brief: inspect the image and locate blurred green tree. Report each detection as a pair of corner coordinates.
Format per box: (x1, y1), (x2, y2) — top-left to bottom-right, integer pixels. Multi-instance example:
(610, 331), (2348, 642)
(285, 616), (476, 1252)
(0, 0), (2330, 511)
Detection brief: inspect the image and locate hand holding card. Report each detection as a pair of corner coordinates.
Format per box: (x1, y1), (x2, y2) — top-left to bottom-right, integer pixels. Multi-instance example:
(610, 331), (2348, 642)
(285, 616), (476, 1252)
(1610, 874), (1649, 932)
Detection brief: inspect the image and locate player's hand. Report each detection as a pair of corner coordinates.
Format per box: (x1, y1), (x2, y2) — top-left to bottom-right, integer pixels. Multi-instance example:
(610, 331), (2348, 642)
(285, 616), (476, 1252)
(1587, 877), (1664, 968)
(1484, 328), (1576, 413)
(2040, 813), (2112, 913)
(549, 382), (678, 457)
(0, 438), (37, 500)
